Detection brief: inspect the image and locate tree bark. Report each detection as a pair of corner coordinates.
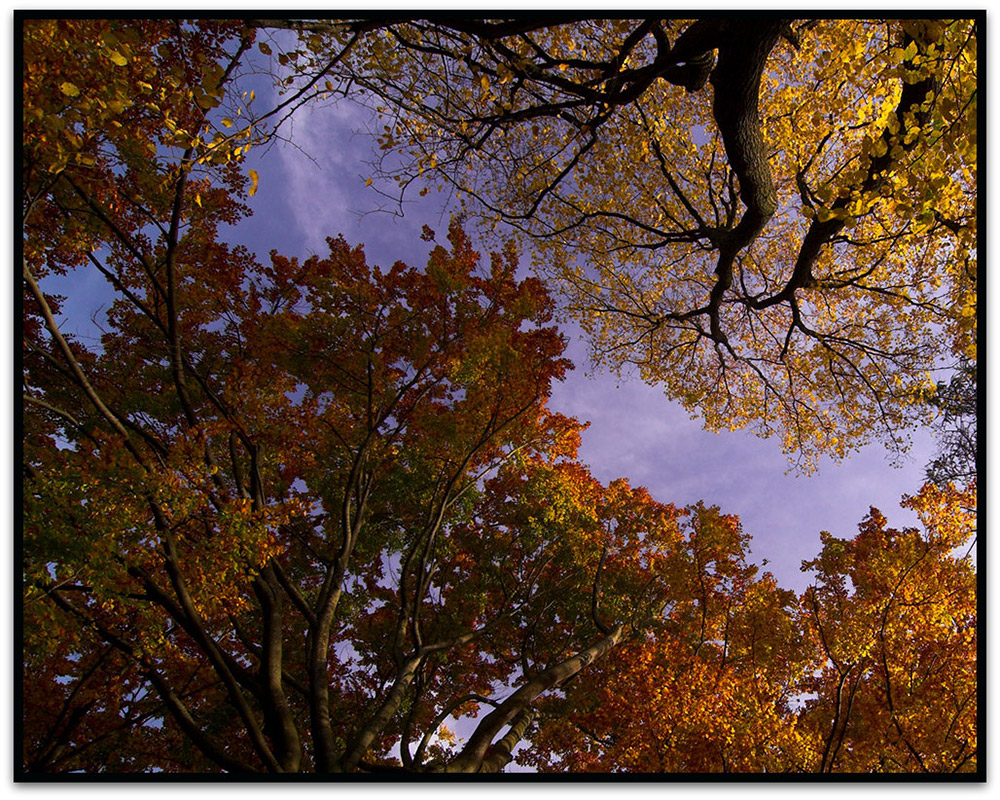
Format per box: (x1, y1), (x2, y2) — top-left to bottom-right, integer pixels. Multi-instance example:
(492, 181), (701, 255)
(444, 624), (625, 773)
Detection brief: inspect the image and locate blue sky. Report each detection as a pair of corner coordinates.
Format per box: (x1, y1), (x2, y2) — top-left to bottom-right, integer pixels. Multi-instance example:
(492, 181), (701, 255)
(25, 19), (951, 599)
(11, 9), (986, 786)
(227, 88), (940, 594)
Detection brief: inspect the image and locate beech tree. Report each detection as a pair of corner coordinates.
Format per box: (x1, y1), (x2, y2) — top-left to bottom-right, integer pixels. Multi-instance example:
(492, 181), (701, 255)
(20, 17), (978, 775)
(795, 482), (978, 773)
(519, 484), (977, 774)
(254, 16), (978, 468)
(22, 206), (649, 772)
(925, 357), (978, 488)
(522, 510), (815, 773)
(22, 20), (703, 771)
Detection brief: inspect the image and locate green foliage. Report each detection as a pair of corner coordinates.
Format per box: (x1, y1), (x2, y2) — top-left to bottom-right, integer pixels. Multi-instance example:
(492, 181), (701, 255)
(21, 17), (978, 776)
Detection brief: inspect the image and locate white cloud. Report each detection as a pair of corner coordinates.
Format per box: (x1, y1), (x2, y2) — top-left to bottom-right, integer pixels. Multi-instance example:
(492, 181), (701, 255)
(274, 99), (380, 254)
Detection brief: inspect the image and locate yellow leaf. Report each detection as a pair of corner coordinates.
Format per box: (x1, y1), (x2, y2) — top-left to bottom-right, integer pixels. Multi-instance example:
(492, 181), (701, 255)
(221, 117), (233, 128)
(194, 193), (202, 207)
(365, 177), (373, 186)
(59, 82), (80, 97)
(480, 75), (489, 92)
(108, 50), (127, 66)
(248, 169), (259, 197)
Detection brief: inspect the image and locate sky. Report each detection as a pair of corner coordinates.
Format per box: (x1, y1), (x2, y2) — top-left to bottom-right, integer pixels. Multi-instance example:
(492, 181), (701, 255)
(11, 11), (988, 786)
(227, 82), (941, 595)
(26, 14), (958, 598)
(204, 19), (989, 783)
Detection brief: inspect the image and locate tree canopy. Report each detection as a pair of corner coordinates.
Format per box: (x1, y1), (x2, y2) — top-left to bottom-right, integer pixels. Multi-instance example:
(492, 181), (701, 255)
(20, 16), (978, 775)
(253, 16), (978, 468)
(524, 482), (977, 773)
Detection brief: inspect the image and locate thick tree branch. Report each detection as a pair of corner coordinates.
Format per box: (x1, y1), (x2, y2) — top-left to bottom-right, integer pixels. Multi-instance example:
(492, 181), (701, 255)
(444, 624), (625, 772)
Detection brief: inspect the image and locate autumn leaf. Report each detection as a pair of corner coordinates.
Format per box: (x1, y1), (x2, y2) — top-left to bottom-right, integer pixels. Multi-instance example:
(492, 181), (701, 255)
(20, 16), (978, 777)
(313, 17), (977, 470)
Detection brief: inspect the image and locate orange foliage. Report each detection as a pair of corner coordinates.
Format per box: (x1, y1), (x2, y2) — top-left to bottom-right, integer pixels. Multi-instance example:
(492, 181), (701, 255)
(21, 18), (978, 776)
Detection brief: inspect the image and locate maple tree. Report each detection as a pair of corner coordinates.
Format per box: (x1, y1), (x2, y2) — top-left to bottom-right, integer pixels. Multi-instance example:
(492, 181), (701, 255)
(20, 17), (978, 775)
(255, 16), (979, 468)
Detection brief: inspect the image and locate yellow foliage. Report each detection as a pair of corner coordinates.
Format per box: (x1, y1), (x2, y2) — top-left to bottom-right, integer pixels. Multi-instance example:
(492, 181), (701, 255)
(332, 18), (977, 470)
